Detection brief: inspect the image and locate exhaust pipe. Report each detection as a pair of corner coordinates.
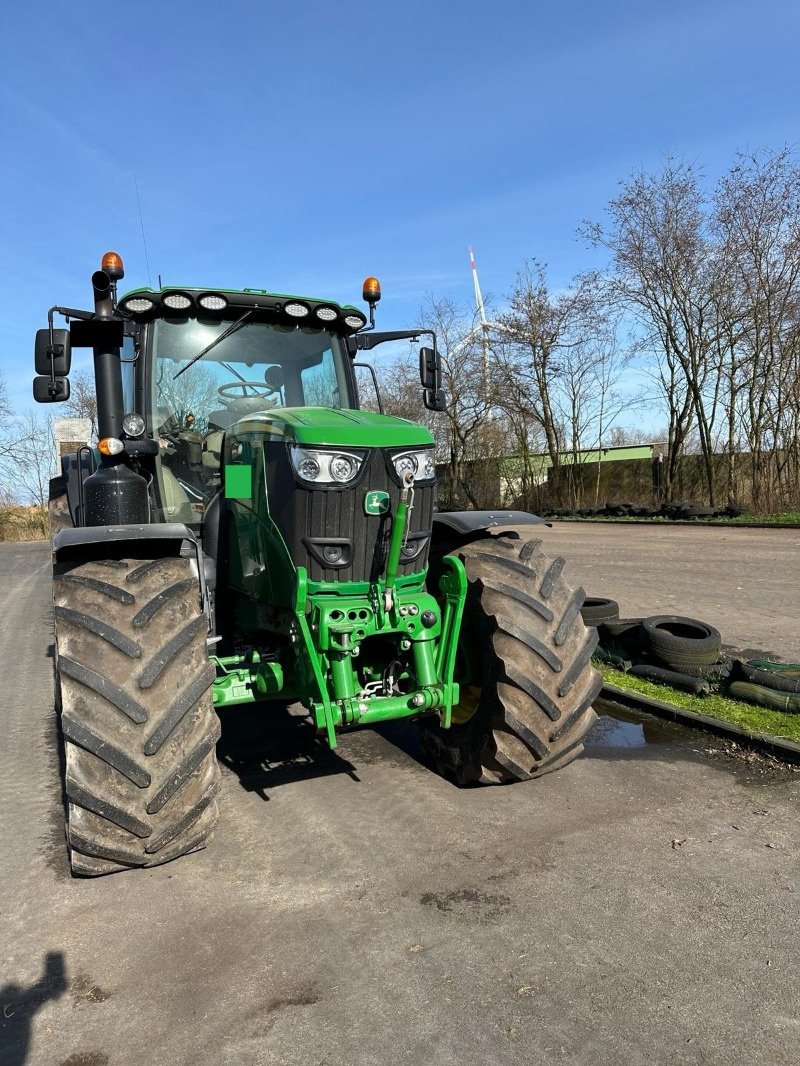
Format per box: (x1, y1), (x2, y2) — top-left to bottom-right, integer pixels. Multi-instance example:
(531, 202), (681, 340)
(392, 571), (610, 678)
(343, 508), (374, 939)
(91, 268), (123, 439)
(91, 270), (114, 318)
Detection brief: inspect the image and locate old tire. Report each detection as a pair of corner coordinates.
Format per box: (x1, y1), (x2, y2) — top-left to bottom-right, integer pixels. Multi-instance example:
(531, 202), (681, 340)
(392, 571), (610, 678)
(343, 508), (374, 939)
(54, 556), (221, 876)
(581, 597), (620, 627)
(598, 617), (644, 644)
(419, 536), (601, 784)
(643, 614), (721, 668)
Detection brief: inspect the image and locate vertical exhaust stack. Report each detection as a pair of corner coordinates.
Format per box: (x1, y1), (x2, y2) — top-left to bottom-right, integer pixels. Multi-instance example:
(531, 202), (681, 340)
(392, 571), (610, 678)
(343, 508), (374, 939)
(82, 252), (150, 525)
(92, 256), (125, 439)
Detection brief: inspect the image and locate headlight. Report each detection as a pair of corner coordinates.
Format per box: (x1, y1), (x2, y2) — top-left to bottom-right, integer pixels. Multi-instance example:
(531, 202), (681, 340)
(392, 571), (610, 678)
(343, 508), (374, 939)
(122, 412), (146, 438)
(284, 302), (310, 318)
(343, 313), (366, 330)
(391, 448), (436, 482)
(290, 447), (365, 485)
(315, 306), (338, 322)
(297, 455), (321, 481)
(330, 454), (357, 482)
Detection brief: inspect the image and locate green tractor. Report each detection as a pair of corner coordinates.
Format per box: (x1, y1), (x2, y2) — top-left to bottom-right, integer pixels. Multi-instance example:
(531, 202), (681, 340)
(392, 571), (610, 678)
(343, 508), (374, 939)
(34, 252), (601, 876)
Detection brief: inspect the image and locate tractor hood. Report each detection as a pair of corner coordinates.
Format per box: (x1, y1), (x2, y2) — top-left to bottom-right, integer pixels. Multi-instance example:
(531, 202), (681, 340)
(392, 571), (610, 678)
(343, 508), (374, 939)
(231, 407), (434, 449)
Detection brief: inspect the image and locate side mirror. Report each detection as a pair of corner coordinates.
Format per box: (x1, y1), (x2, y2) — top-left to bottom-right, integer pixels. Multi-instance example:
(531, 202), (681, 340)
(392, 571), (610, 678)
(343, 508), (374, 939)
(35, 328), (72, 375)
(420, 346), (446, 411)
(33, 375), (71, 403)
(423, 387), (446, 412)
(419, 346), (439, 390)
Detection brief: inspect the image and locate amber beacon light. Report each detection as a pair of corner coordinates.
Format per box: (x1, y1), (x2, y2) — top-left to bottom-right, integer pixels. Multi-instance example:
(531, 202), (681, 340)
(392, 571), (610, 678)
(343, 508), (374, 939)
(101, 251), (125, 281)
(362, 276), (381, 304)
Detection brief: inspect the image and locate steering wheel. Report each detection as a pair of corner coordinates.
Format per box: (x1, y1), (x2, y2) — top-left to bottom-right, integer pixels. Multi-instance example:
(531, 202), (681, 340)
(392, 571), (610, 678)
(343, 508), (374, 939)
(217, 382), (275, 400)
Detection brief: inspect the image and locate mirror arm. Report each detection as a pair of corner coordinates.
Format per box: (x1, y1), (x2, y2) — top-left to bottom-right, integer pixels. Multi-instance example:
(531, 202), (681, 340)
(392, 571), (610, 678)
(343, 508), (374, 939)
(352, 363), (383, 414)
(44, 305), (92, 395)
(348, 328), (437, 359)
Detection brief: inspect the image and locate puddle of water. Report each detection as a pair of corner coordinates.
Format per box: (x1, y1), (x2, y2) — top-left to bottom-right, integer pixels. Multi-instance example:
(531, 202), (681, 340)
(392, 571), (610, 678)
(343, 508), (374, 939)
(586, 708), (680, 750)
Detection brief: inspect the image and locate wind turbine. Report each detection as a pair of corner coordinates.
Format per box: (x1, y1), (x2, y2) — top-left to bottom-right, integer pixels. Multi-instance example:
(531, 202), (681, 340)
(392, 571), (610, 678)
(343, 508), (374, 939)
(468, 245), (492, 395)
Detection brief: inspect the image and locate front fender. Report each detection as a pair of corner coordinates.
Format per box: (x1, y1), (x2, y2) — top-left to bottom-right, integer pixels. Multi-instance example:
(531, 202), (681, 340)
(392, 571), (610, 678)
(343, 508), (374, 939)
(432, 509), (549, 536)
(430, 509), (552, 562)
(53, 523), (199, 565)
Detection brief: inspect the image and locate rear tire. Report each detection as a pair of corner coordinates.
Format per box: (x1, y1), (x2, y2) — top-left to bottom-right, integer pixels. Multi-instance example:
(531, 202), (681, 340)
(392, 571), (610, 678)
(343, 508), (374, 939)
(419, 536), (601, 784)
(53, 556), (220, 876)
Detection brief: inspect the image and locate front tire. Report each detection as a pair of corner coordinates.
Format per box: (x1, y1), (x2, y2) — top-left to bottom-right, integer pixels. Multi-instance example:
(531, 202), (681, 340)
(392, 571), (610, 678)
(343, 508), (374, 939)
(54, 556), (220, 875)
(420, 535), (601, 784)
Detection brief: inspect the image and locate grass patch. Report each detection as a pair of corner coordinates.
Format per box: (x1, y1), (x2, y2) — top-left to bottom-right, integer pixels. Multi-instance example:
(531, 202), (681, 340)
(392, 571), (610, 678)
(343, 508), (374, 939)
(598, 663), (800, 744)
(0, 505), (48, 542)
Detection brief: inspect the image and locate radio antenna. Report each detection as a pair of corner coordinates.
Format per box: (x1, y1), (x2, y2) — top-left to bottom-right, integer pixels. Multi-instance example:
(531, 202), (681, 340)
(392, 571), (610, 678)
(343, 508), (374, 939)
(134, 175), (153, 288)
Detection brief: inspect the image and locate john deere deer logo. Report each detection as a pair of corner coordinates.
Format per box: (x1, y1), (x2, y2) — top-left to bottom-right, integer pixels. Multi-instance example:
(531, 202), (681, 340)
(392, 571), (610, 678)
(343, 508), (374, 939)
(364, 490), (390, 516)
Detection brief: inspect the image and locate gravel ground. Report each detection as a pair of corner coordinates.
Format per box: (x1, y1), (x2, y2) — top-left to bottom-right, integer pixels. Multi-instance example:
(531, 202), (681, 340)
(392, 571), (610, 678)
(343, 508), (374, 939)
(539, 522), (800, 661)
(1, 540), (798, 1066)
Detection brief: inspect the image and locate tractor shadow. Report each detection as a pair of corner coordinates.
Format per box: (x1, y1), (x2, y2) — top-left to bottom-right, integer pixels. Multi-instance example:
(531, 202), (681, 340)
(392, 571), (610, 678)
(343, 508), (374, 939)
(215, 703), (361, 801)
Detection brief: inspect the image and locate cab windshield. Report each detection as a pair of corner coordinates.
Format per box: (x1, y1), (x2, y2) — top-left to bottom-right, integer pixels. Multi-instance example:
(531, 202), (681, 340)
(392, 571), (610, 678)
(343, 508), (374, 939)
(150, 317), (353, 521)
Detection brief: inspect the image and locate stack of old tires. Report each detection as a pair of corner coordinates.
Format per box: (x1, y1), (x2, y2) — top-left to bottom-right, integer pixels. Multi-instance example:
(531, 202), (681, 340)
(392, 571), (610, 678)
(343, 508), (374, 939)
(580, 598), (726, 695)
(581, 597), (800, 712)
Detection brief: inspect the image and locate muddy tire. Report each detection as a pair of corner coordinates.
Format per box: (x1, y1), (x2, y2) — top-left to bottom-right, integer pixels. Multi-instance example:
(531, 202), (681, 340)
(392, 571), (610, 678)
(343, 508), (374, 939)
(419, 536), (602, 784)
(53, 556), (220, 876)
(48, 476), (72, 538)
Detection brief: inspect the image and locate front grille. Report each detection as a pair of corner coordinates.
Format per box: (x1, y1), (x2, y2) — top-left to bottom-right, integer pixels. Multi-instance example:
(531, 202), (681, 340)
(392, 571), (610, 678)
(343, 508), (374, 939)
(266, 446), (435, 583)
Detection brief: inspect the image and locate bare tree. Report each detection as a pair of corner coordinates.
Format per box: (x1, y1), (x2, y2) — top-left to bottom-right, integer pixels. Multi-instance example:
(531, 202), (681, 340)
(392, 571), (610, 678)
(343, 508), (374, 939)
(607, 425), (666, 446)
(712, 147), (800, 510)
(418, 296), (496, 507)
(492, 261), (614, 507)
(64, 369), (98, 437)
(583, 160), (723, 503)
(3, 411), (54, 533)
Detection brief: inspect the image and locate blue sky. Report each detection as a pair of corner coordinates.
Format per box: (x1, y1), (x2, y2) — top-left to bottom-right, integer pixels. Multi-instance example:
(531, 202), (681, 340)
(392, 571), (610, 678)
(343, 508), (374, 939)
(1, 0), (798, 413)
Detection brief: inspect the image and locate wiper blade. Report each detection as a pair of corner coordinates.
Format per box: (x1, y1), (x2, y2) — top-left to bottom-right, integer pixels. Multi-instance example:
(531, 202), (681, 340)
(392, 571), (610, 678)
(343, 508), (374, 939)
(173, 309), (255, 379)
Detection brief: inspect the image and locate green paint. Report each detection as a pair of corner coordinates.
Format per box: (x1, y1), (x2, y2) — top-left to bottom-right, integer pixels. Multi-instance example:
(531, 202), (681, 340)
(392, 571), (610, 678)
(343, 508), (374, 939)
(286, 562), (466, 746)
(383, 497), (409, 597)
(211, 653), (285, 708)
(225, 464), (252, 499)
(364, 490), (390, 515)
(233, 407), (433, 448)
(435, 555), (468, 729)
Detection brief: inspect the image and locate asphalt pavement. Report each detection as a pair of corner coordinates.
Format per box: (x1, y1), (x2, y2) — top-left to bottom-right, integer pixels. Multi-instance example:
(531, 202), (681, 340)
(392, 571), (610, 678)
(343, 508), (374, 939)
(1, 537), (798, 1066)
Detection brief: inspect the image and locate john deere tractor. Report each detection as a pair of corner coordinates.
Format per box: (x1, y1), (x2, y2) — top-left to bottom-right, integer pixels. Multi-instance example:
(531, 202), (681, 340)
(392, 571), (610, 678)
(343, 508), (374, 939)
(34, 252), (601, 876)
